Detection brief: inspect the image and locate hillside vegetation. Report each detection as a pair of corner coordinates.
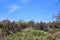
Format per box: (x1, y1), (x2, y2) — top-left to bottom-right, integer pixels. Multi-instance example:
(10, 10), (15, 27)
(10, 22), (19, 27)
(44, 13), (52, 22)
(0, 12), (60, 40)
(0, 19), (60, 40)
(3, 28), (60, 40)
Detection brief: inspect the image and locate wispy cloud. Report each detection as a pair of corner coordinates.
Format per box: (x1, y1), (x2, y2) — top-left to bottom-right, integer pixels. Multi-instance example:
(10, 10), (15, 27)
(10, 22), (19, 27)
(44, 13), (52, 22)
(8, 0), (31, 13)
(0, 0), (31, 14)
(9, 5), (19, 13)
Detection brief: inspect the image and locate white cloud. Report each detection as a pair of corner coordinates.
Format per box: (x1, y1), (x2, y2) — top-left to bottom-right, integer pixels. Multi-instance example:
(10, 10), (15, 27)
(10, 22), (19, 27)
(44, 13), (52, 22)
(1, 0), (31, 14)
(9, 5), (19, 13)
(8, 0), (31, 13)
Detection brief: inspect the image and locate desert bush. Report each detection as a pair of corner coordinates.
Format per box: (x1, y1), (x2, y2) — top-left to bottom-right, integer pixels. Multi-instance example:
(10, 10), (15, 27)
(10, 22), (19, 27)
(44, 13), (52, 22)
(4, 28), (48, 40)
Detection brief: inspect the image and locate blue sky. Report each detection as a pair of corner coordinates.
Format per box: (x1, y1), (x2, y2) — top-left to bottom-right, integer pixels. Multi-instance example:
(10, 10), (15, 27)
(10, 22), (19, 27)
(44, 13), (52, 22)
(0, 0), (59, 22)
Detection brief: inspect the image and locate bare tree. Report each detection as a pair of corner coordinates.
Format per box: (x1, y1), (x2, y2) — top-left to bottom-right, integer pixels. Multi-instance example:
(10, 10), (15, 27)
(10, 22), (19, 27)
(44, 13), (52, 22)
(53, 11), (60, 21)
